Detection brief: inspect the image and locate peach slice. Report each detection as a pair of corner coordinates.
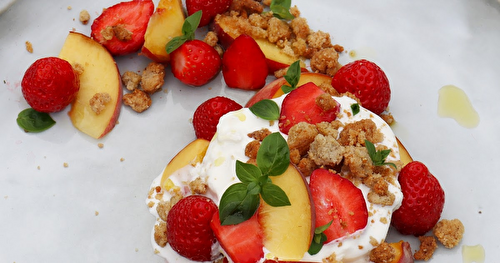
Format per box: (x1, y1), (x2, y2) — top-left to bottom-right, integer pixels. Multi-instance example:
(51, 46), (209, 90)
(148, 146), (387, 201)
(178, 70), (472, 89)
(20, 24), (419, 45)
(389, 241), (414, 263)
(258, 164), (315, 260)
(397, 138), (413, 167)
(160, 139), (210, 189)
(59, 32), (122, 139)
(141, 0), (185, 63)
(212, 14), (306, 74)
(245, 72), (333, 107)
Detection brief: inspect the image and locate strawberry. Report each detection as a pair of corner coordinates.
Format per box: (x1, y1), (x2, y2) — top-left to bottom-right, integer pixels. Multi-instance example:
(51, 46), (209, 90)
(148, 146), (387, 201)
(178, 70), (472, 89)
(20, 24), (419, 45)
(309, 168), (368, 243)
(21, 57), (79, 113)
(91, 0), (154, 56)
(193, 96), (242, 141)
(166, 195), (218, 261)
(210, 210), (264, 263)
(186, 0), (231, 27)
(170, 40), (222, 86)
(278, 82), (339, 134)
(391, 161), (445, 236)
(331, 59), (390, 115)
(222, 34), (268, 90)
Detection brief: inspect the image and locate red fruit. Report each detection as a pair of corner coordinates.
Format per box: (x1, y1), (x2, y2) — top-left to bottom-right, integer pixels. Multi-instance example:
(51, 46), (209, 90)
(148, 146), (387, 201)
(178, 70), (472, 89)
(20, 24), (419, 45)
(210, 210), (264, 263)
(279, 82), (339, 134)
(193, 96), (242, 141)
(167, 195), (218, 261)
(309, 168), (368, 243)
(91, 0), (154, 56)
(331, 59), (390, 115)
(170, 40), (222, 86)
(222, 34), (268, 90)
(186, 0), (231, 27)
(21, 57), (79, 113)
(391, 161), (445, 236)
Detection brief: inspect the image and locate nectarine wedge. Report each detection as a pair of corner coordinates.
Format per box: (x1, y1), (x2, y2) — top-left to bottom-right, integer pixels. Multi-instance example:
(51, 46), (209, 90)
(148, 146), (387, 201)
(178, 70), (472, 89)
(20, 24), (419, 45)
(59, 32), (122, 139)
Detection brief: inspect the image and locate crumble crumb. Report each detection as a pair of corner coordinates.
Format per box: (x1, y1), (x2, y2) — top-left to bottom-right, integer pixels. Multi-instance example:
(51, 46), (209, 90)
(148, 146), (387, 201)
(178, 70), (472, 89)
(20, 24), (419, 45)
(310, 47), (340, 76)
(247, 128), (271, 141)
(72, 63), (84, 75)
(63, 162), (69, 168)
(25, 41), (33, 53)
(97, 143), (104, 148)
(123, 89), (152, 113)
(67, 6), (72, 10)
(113, 24), (132, 41)
(308, 134), (344, 167)
(338, 119), (384, 147)
(369, 242), (395, 263)
(120, 158), (125, 162)
(189, 177), (208, 195)
(203, 31), (219, 47)
(414, 236), (437, 261)
(141, 62), (165, 94)
(79, 10), (90, 25)
(433, 218), (464, 248)
(154, 222), (168, 247)
(245, 140), (261, 159)
(95, 211), (99, 216)
(323, 252), (341, 263)
(288, 122), (318, 156)
(121, 71), (141, 91)
(89, 92), (111, 115)
(37, 166), (40, 170)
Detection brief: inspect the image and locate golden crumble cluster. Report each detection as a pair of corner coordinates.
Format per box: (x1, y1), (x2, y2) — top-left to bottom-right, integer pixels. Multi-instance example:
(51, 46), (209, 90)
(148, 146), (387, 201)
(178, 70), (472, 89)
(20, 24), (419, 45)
(369, 242), (396, 263)
(89, 92), (111, 115)
(433, 218), (465, 248)
(414, 236), (438, 261)
(122, 62), (165, 113)
(214, 1), (344, 77)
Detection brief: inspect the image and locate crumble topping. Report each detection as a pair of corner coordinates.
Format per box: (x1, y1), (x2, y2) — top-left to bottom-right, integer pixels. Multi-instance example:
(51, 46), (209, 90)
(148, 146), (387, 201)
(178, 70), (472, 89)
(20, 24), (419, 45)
(433, 219), (464, 248)
(25, 41), (33, 53)
(79, 10), (90, 25)
(89, 92), (111, 115)
(369, 242), (396, 263)
(123, 89), (152, 113)
(101, 24), (132, 42)
(141, 62), (165, 94)
(414, 236), (437, 261)
(121, 71), (141, 91)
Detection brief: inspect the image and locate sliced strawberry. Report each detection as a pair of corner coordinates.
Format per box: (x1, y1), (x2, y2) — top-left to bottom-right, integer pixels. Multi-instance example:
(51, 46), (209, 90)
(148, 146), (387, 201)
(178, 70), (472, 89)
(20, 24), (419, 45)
(186, 0), (231, 27)
(91, 0), (154, 56)
(210, 210), (264, 263)
(278, 82), (339, 134)
(222, 34), (268, 90)
(170, 39), (222, 86)
(309, 168), (368, 243)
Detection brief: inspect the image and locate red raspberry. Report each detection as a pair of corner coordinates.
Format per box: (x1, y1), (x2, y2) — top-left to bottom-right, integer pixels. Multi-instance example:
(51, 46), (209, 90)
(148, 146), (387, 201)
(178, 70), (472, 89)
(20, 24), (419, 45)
(193, 96), (242, 141)
(167, 195), (218, 261)
(391, 161), (445, 236)
(21, 57), (79, 113)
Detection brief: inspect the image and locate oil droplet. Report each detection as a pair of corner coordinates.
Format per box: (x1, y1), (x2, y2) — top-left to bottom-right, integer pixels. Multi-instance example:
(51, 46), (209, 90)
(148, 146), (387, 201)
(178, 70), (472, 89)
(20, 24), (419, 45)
(462, 244), (485, 263)
(437, 85), (480, 128)
(214, 156), (225, 167)
(235, 111), (246, 122)
(348, 46), (377, 60)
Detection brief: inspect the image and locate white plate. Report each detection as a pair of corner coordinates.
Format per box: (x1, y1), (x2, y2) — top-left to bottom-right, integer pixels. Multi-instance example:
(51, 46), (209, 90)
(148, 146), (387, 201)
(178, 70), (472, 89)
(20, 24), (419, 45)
(0, 0), (498, 262)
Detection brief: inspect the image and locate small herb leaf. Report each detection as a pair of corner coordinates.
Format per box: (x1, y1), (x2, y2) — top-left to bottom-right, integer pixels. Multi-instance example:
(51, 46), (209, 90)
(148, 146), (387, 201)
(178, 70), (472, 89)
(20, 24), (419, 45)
(365, 140), (397, 169)
(166, 10), (202, 54)
(308, 220), (333, 255)
(261, 182), (291, 207)
(351, 103), (360, 115)
(17, 108), (56, 132)
(257, 132), (290, 176)
(269, 0), (294, 20)
(281, 60), (301, 94)
(249, 99), (280, 120)
(219, 183), (260, 225)
(236, 160), (262, 183)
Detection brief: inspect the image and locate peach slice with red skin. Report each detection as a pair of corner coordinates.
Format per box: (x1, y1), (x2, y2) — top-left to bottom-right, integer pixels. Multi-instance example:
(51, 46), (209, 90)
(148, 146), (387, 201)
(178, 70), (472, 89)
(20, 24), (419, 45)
(141, 0), (185, 63)
(59, 32), (122, 139)
(258, 164), (315, 261)
(212, 14), (306, 74)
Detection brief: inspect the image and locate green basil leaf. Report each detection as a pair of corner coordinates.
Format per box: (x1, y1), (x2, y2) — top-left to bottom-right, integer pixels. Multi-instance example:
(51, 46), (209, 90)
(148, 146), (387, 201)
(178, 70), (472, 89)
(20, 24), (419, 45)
(260, 182), (290, 207)
(281, 84), (294, 94)
(165, 11), (202, 54)
(351, 103), (360, 116)
(308, 233), (327, 255)
(249, 99), (280, 120)
(166, 35), (187, 54)
(17, 108), (56, 132)
(257, 132), (290, 177)
(219, 183), (260, 225)
(236, 160), (262, 183)
(270, 0), (294, 20)
(247, 181), (261, 196)
(284, 60), (301, 88)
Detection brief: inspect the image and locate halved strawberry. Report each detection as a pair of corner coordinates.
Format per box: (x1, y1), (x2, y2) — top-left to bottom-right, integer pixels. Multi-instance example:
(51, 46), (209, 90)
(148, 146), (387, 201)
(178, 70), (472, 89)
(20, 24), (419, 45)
(278, 82), (339, 134)
(91, 0), (154, 56)
(222, 34), (268, 90)
(210, 210), (264, 263)
(309, 168), (368, 243)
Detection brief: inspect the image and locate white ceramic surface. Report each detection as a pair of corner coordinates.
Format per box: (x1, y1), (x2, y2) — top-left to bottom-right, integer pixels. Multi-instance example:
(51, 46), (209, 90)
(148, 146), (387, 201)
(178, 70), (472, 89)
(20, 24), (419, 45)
(0, 0), (498, 262)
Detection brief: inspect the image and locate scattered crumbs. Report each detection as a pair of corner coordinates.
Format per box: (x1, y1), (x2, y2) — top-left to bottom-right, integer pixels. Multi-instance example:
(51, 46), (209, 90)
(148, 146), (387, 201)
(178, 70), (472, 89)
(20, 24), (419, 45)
(98, 143), (104, 148)
(208, 87), (212, 90)
(163, 89), (168, 93)
(37, 166), (40, 170)
(120, 158), (125, 162)
(63, 162), (69, 168)
(79, 9), (90, 25)
(25, 41), (33, 53)
(95, 211), (99, 216)
(71, 27), (76, 32)
(135, 248), (139, 252)
(154, 248), (160, 254)
(67, 6), (72, 10)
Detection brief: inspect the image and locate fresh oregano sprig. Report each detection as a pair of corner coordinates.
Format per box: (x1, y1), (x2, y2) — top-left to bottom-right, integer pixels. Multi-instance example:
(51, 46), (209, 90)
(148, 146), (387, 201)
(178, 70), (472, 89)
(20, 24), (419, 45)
(365, 140), (397, 169)
(166, 10), (202, 54)
(308, 220), (333, 255)
(17, 108), (56, 132)
(269, 0), (295, 20)
(281, 60), (301, 94)
(219, 132), (291, 225)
